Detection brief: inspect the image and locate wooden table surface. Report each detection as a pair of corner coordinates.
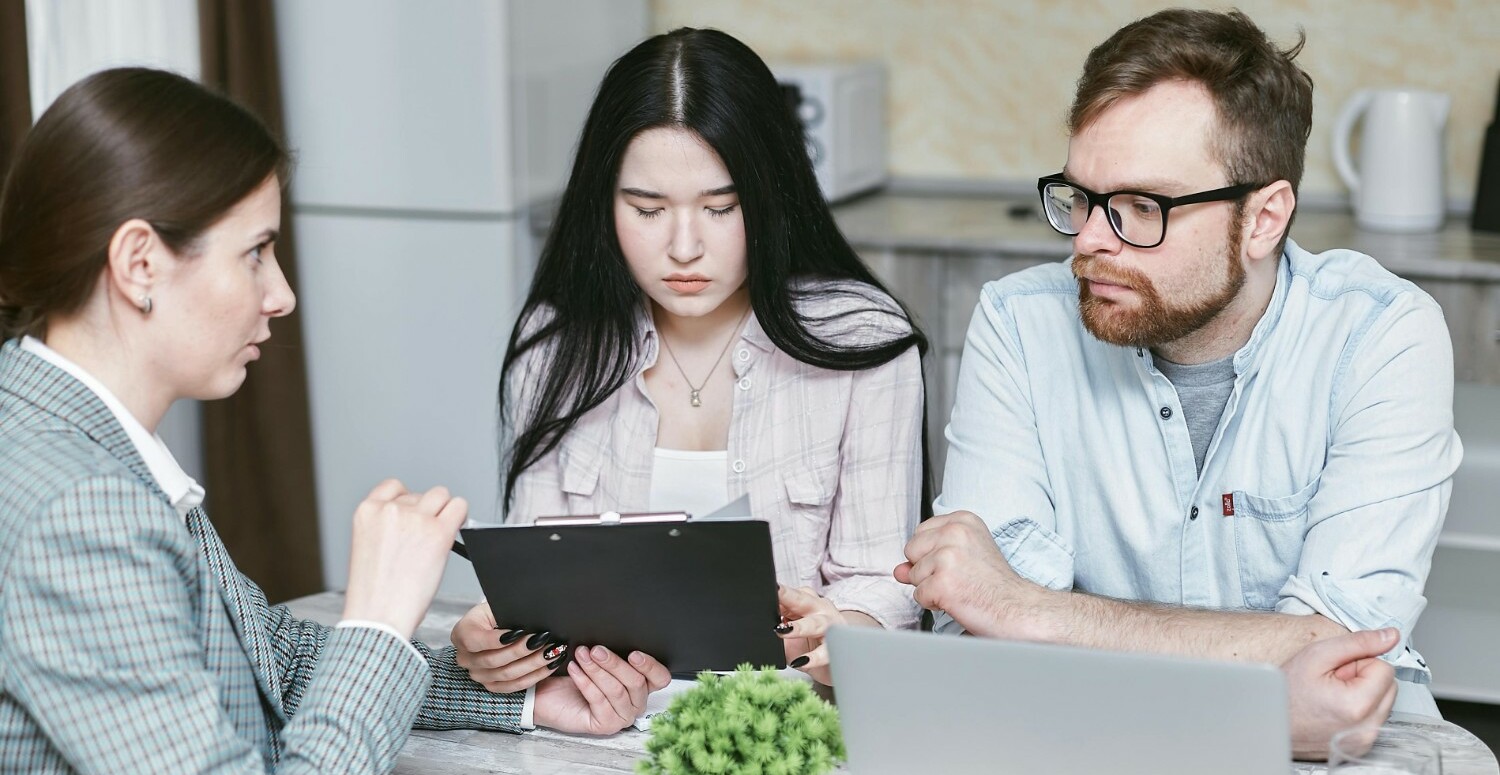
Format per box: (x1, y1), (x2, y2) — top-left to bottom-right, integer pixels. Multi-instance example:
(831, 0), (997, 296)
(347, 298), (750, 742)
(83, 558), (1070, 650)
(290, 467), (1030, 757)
(284, 591), (1497, 774)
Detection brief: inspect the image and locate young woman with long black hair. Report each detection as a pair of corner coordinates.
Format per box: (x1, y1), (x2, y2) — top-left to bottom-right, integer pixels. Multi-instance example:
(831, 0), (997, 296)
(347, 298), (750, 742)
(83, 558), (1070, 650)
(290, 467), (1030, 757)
(451, 28), (930, 689)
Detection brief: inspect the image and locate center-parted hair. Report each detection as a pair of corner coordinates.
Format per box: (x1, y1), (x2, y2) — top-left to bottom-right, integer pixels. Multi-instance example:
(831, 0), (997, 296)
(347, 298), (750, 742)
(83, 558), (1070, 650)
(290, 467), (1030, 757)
(1069, 8), (1314, 198)
(501, 27), (929, 511)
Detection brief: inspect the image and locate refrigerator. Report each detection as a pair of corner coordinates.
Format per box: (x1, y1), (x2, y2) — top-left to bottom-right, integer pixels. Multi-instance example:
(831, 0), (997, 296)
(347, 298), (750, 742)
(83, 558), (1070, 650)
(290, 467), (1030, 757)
(276, 0), (648, 599)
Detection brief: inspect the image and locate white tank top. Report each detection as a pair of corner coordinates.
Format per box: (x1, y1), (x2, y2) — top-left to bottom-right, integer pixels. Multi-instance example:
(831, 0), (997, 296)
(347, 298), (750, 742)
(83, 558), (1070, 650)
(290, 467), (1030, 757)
(649, 448), (730, 518)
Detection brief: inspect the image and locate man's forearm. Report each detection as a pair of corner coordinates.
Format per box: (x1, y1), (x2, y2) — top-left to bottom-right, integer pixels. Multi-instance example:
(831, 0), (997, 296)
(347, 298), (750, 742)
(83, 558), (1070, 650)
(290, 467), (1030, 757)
(1006, 588), (1348, 665)
(906, 510), (1353, 664)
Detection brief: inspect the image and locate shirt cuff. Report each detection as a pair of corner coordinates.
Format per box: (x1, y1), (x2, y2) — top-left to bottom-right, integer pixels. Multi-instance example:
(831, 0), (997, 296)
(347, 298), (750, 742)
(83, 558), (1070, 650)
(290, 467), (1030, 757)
(823, 576), (922, 631)
(932, 609), (966, 635)
(1276, 574), (1431, 683)
(521, 685), (536, 730)
(991, 518), (1075, 591)
(336, 620), (424, 665)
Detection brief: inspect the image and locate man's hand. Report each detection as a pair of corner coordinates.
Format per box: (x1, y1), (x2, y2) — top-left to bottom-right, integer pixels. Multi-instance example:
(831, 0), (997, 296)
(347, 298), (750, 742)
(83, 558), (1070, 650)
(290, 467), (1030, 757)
(894, 511), (1044, 638)
(1283, 628), (1398, 761)
(532, 646), (671, 735)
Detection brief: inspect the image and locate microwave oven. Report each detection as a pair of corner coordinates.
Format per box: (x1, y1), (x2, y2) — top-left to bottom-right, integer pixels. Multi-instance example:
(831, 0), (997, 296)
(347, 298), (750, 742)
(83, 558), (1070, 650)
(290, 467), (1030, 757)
(774, 61), (888, 203)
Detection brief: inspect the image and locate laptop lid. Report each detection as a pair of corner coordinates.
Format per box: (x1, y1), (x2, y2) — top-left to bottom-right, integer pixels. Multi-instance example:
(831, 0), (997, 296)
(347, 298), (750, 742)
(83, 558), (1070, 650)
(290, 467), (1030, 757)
(828, 627), (1291, 775)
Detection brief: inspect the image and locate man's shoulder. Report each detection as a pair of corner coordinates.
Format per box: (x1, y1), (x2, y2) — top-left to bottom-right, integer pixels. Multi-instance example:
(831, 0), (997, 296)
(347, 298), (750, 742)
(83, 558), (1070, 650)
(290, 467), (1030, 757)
(1286, 241), (1436, 314)
(982, 259), (1077, 298)
(974, 260), (1081, 324)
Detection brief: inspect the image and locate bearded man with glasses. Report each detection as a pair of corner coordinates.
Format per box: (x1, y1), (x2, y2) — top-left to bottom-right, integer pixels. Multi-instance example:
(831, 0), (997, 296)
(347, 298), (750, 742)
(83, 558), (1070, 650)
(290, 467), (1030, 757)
(896, 8), (1460, 752)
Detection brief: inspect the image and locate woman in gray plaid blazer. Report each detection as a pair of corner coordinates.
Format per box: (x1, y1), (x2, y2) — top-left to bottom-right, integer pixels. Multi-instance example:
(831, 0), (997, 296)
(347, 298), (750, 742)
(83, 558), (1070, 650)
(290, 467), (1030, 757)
(0, 69), (668, 774)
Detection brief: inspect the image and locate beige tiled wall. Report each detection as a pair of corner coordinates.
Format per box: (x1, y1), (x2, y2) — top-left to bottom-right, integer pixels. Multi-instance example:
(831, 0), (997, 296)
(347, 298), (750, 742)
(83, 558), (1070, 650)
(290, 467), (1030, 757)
(651, 0), (1500, 205)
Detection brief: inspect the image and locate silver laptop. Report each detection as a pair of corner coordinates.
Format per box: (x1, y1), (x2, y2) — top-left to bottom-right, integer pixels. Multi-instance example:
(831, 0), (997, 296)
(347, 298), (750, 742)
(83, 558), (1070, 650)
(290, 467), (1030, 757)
(828, 627), (1291, 775)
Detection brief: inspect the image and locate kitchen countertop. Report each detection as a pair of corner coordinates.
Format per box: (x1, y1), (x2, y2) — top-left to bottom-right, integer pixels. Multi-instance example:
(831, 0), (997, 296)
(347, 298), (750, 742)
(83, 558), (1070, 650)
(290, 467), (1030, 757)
(831, 190), (1500, 282)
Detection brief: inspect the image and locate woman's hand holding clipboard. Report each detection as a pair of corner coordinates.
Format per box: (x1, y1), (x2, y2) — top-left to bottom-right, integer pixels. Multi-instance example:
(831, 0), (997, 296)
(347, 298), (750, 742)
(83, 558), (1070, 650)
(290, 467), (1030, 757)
(450, 496), (785, 679)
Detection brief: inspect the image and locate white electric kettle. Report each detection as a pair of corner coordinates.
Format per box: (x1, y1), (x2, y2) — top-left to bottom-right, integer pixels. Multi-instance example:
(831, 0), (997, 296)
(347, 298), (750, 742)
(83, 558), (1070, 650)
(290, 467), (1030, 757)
(1332, 88), (1449, 232)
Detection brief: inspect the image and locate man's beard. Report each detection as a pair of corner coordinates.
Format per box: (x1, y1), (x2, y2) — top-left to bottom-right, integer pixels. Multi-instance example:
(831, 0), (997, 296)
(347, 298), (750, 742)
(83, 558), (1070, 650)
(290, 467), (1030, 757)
(1072, 224), (1246, 349)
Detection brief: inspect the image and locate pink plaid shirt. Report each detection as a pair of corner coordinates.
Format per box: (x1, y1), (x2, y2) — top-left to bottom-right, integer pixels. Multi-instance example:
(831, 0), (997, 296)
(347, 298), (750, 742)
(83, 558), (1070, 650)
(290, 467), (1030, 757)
(506, 284), (924, 629)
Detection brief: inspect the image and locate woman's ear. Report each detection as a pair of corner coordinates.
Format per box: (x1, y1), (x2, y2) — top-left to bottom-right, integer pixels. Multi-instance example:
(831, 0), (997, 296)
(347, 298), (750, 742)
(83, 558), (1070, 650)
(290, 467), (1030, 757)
(106, 218), (164, 313)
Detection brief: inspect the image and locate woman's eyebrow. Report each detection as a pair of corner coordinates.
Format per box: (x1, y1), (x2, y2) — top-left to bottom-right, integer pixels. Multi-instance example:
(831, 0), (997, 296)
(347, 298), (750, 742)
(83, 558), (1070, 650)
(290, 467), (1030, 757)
(619, 185), (738, 198)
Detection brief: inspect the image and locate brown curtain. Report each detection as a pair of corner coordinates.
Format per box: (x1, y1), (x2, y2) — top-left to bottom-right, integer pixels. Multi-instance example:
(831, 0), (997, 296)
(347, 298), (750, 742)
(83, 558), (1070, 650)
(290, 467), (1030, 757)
(199, 0), (324, 603)
(0, 0), (30, 180)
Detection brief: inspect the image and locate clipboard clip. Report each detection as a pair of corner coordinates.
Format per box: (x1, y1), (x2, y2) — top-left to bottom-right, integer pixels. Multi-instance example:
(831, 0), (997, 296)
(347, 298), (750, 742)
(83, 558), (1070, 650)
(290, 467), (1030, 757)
(534, 510), (691, 526)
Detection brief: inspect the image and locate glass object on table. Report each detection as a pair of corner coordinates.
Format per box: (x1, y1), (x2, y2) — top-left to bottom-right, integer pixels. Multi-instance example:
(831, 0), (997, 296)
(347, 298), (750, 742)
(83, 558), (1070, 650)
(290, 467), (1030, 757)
(1328, 725), (1442, 774)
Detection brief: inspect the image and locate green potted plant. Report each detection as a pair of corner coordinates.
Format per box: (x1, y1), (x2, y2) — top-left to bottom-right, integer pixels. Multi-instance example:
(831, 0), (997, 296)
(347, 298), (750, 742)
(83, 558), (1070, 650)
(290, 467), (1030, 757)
(638, 665), (846, 775)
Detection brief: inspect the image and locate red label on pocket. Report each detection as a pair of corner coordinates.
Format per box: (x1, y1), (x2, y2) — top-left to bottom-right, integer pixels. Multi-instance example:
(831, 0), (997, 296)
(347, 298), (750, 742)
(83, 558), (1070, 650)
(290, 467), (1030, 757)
(1222, 493), (1235, 516)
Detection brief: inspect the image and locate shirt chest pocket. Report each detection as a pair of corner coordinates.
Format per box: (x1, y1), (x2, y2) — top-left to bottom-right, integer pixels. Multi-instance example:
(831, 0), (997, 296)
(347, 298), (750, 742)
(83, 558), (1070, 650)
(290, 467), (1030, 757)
(557, 424), (607, 511)
(1232, 477), (1319, 610)
(777, 464), (839, 581)
(784, 465), (837, 509)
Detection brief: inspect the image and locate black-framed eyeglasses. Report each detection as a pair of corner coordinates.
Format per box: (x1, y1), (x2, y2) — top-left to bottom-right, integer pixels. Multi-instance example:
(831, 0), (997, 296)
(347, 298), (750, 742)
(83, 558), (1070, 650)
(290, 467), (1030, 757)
(1036, 173), (1262, 249)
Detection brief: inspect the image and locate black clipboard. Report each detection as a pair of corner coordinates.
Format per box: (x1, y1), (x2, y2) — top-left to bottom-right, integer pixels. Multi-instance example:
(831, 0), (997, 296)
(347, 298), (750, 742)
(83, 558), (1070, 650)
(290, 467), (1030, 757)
(458, 501), (786, 673)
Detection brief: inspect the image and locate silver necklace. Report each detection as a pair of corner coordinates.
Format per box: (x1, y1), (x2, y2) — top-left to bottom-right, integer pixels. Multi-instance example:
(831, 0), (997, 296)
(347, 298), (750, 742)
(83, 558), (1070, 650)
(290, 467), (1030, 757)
(658, 307), (750, 408)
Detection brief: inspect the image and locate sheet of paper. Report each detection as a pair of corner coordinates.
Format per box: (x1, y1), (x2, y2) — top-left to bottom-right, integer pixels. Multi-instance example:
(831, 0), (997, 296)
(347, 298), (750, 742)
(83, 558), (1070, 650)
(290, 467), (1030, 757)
(695, 494), (752, 521)
(633, 678), (700, 731)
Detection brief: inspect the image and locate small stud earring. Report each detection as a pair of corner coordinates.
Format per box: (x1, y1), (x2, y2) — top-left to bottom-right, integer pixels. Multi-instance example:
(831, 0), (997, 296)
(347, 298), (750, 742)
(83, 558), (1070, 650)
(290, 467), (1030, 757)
(139, 295), (153, 314)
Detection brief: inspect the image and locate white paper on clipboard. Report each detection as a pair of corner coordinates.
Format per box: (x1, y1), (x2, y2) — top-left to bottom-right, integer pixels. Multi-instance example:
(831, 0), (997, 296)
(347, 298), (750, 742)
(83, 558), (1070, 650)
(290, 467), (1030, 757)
(694, 494), (752, 521)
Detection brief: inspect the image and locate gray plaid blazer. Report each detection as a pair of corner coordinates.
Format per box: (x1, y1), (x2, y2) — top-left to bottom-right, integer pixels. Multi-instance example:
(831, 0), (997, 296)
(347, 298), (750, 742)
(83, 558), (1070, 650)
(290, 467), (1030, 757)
(0, 340), (523, 773)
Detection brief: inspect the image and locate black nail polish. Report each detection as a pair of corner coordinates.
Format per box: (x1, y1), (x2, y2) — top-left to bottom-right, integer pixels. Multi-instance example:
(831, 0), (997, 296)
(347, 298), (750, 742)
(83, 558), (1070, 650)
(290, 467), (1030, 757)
(499, 629), (529, 646)
(547, 657), (565, 673)
(774, 623), (793, 635)
(789, 655), (810, 669)
(542, 642), (568, 661)
(525, 630), (552, 650)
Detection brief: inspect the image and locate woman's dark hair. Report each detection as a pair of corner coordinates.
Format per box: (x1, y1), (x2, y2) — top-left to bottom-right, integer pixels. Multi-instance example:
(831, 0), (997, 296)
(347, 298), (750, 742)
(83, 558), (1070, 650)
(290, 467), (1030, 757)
(502, 27), (930, 511)
(0, 67), (288, 340)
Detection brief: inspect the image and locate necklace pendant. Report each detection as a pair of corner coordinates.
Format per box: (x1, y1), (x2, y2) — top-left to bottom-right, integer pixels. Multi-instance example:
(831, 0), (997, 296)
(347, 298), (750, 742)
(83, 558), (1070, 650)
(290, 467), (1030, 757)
(690, 389), (702, 407)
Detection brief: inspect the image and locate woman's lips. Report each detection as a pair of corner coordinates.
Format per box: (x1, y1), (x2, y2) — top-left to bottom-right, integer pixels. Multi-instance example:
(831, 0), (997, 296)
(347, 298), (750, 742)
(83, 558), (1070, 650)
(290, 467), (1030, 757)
(665, 278), (710, 294)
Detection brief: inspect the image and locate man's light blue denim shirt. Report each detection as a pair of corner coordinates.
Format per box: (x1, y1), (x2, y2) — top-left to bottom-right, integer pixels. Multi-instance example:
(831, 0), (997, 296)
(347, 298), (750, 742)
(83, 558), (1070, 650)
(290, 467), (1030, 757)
(934, 239), (1461, 701)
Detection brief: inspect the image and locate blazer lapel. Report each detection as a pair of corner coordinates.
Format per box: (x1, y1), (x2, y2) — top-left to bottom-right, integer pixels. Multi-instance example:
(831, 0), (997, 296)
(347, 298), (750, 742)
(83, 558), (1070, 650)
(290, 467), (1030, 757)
(187, 506), (286, 719)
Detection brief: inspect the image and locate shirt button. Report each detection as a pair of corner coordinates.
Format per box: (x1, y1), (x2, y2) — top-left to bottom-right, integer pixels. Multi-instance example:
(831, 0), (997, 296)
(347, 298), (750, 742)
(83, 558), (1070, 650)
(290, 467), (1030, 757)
(1190, 506), (1199, 521)
(1159, 406), (1173, 420)
(738, 377), (751, 391)
(737, 348), (750, 362)
(731, 459), (746, 474)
